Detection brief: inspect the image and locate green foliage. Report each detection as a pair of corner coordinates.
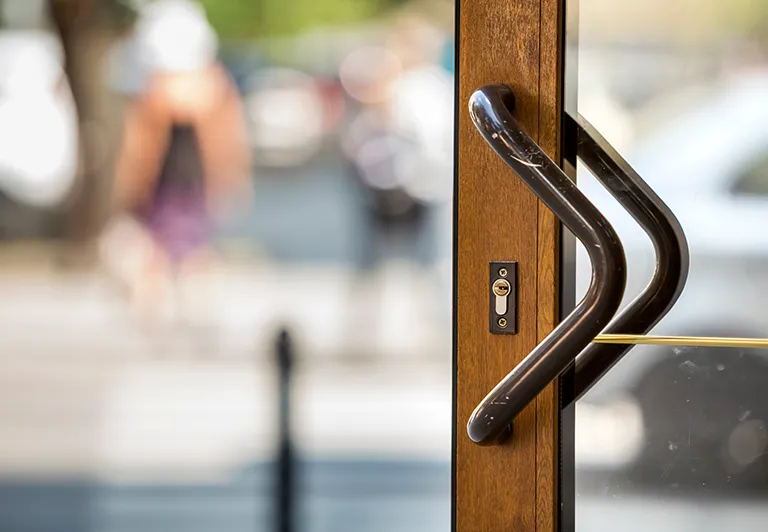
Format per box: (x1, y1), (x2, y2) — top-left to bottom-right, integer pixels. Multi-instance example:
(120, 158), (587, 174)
(729, 0), (768, 44)
(58, 0), (389, 38)
(103, 0), (139, 29)
(198, 0), (391, 39)
(92, 0), (408, 39)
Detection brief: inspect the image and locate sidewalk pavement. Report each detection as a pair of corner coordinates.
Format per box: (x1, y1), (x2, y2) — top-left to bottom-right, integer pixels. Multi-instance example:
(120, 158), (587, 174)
(0, 247), (452, 480)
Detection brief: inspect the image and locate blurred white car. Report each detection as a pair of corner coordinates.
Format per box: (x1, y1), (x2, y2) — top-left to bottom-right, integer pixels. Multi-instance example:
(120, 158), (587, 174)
(243, 68), (326, 168)
(576, 71), (768, 492)
(0, 30), (78, 209)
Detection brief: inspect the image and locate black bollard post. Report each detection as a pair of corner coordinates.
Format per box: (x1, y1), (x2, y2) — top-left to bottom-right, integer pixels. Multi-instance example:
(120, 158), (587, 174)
(275, 328), (295, 532)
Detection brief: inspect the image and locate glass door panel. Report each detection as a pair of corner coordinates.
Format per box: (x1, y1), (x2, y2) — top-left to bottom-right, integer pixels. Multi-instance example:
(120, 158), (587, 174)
(0, 1), (455, 531)
(574, 0), (768, 340)
(577, 344), (768, 532)
(572, 1), (768, 530)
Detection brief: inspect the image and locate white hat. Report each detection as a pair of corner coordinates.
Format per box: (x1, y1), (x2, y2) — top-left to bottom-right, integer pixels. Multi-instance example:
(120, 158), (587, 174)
(135, 0), (218, 74)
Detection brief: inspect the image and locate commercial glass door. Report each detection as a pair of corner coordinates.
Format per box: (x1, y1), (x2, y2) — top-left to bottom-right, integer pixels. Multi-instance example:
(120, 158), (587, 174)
(455, 1), (768, 531)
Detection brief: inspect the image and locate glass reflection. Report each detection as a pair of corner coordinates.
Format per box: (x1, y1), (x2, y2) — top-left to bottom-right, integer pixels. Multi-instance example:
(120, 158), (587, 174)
(575, 0), (768, 529)
(575, 0), (768, 339)
(578, 344), (768, 532)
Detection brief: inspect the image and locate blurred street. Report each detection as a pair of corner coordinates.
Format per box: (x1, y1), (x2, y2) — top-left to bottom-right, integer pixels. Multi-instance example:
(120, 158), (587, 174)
(0, 245), (451, 531)
(0, 0), (457, 528)
(0, 244), (450, 477)
(0, 247), (450, 360)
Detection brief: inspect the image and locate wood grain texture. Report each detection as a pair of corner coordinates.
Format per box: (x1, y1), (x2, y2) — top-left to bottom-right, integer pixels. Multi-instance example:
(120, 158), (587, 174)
(456, 0), (564, 530)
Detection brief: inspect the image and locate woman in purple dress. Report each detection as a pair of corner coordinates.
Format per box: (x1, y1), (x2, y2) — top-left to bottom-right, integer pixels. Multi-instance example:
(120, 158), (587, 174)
(111, 0), (250, 321)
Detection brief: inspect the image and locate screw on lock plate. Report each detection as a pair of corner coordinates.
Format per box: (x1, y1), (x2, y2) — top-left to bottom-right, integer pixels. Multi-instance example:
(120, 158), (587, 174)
(490, 261), (517, 334)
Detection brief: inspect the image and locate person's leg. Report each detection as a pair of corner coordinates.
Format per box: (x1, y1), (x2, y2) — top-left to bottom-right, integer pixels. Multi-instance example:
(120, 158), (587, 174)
(130, 240), (174, 325)
(175, 245), (222, 356)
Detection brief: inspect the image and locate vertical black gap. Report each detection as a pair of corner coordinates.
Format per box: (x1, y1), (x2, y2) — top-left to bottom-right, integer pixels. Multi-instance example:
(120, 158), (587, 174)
(558, 168), (578, 532)
(558, 169), (578, 532)
(559, 0), (579, 528)
(450, 0), (460, 530)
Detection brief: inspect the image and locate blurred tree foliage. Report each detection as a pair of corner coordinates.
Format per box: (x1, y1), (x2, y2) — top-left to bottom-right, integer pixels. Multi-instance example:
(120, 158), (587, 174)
(580, 0), (768, 46)
(734, 0), (768, 47)
(197, 0), (405, 39)
(83, 0), (408, 39)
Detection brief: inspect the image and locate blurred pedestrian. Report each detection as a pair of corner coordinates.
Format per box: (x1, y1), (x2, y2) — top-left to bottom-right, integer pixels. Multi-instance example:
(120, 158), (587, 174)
(106, 0), (250, 325)
(338, 15), (454, 355)
(340, 16), (452, 271)
(339, 44), (426, 271)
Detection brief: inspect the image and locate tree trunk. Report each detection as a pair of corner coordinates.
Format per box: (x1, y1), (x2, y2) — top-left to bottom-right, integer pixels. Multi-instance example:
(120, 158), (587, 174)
(49, 0), (123, 262)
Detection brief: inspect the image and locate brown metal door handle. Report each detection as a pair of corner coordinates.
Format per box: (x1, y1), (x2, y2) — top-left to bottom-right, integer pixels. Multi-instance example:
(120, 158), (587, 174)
(467, 84), (688, 445)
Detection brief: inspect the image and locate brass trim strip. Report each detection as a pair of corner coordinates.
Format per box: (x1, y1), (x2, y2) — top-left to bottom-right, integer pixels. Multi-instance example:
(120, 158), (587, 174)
(594, 334), (768, 349)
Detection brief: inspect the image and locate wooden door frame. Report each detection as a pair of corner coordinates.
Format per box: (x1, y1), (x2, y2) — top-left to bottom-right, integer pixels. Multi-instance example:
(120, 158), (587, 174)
(454, 0), (566, 531)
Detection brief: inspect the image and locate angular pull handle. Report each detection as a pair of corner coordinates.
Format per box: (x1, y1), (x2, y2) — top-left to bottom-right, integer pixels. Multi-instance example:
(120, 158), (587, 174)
(466, 84), (689, 445)
(466, 84), (626, 445)
(568, 115), (689, 403)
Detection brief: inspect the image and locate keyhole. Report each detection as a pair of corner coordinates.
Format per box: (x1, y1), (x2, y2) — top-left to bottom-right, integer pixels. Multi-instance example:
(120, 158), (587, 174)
(493, 279), (510, 297)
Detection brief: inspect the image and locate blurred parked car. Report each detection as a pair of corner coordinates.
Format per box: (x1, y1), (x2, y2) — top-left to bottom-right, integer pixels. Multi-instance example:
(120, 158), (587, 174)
(576, 71), (768, 494)
(243, 68), (330, 168)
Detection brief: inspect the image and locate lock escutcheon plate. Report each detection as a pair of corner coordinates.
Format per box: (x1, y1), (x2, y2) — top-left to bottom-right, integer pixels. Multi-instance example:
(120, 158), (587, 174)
(490, 261), (518, 334)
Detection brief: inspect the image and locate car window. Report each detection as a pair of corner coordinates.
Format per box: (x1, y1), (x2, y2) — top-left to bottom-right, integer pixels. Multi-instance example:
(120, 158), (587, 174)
(732, 152), (768, 197)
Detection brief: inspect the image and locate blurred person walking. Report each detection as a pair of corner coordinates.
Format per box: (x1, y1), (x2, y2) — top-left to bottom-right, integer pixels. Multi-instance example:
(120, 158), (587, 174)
(105, 0), (250, 329)
(339, 15), (453, 357)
